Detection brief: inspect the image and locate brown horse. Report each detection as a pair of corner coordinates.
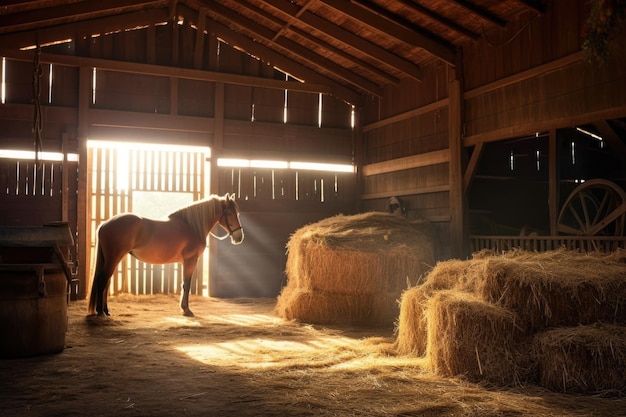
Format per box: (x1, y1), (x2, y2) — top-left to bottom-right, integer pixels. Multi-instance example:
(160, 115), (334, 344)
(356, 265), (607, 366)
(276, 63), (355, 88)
(88, 194), (243, 317)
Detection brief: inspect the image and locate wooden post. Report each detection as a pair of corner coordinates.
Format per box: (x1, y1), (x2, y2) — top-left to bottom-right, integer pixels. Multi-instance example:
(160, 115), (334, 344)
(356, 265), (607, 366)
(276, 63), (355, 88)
(352, 104), (364, 213)
(209, 81), (224, 297)
(194, 7), (208, 69)
(61, 132), (69, 223)
(170, 0), (179, 116)
(77, 66), (90, 299)
(147, 24), (156, 65)
(448, 51), (468, 259)
(548, 128), (559, 235)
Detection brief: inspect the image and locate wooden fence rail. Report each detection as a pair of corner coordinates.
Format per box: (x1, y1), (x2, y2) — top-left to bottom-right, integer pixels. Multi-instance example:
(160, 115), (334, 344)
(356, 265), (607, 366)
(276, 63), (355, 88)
(470, 235), (626, 254)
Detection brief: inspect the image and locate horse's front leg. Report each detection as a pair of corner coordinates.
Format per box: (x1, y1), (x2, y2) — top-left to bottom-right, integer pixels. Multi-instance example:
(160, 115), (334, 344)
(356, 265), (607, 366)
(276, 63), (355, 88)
(180, 257), (199, 317)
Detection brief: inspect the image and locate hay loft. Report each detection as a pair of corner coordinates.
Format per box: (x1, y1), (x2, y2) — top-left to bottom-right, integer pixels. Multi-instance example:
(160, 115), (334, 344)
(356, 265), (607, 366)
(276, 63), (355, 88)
(396, 249), (626, 394)
(276, 212), (435, 326)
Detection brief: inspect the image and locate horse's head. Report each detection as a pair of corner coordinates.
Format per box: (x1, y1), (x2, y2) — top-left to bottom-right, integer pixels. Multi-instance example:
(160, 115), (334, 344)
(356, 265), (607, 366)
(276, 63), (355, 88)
(219, 193), (244, 245)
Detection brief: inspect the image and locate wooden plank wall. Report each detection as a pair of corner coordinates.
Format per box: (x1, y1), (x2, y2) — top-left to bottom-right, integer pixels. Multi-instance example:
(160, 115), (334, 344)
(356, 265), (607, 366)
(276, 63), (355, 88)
(0, 17), (355, 299)
(0, 158), (78, 227)
(360, 0), (626, 260)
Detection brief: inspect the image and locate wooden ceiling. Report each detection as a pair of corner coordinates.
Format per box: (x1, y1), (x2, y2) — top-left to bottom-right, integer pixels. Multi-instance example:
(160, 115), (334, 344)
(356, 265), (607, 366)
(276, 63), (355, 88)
(0, 0), (545, 99)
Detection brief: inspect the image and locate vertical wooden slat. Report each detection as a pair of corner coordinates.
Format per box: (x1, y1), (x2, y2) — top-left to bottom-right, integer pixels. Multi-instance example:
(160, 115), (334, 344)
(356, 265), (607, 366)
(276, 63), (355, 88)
(194, 7), (207, 69)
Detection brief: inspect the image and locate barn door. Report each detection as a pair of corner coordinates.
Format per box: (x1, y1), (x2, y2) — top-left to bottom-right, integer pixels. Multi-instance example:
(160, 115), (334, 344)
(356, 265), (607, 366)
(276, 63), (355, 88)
(87, 140), (211, 297)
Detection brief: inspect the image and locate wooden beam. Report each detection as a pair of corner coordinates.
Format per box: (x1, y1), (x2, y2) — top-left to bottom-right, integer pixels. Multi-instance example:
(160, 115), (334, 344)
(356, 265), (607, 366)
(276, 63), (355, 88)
(548, 129), (559, 235)
(397, 0), (479, 40)
(464, 107), (626, 147)
(0, 48), (341, 97)
(169, 78), (178, 116)
(193, 7), (208, 69)
(89, 108), (214, 133)
(513, 0), (547, 14)
(170, 1), (179, 66)
(361, 184), (450, 200)
(463, 141), (484, 194)
(205, 0), (383, 96)
(452, 0), (506, 27)
(213, 82), (225, 151)
(203, 20), (363, 104)
(0, 0), (167, 34)
(208, 81), (225, 296)
(272, 0), (316, 41)
(77, 66), (91, 299)
(0, 10), (170, 51)
(362, 149), (449, 176)
(320, 0), (457, 65)
(259, 0), (422, 82)
(362, 98), (448, 132)
(146, 23), (156, 65)
(464, 52), (584, 99)
(448, 78), (466, 258)
(287, 25), (399, 85)
(236, 0), (398, 85)
(61, 132), (70, 222)
(594, 120), (626, 165)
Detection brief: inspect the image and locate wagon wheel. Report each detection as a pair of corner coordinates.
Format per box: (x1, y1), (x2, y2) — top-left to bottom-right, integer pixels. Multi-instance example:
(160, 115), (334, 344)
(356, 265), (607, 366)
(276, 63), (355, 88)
(557, 179), (626, 250)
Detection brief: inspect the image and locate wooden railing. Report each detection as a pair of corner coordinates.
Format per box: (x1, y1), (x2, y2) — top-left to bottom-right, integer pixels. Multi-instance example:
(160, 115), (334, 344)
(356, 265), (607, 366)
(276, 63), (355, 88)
(470, 235), (626, 254)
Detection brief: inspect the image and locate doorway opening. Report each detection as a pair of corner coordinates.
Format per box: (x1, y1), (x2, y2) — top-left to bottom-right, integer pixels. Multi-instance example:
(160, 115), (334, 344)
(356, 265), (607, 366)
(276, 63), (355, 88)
(87, 140), (211, 297)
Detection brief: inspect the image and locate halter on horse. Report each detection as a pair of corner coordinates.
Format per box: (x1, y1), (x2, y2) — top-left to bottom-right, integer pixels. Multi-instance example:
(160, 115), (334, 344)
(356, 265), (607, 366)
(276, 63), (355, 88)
(88, 194), (243, 317)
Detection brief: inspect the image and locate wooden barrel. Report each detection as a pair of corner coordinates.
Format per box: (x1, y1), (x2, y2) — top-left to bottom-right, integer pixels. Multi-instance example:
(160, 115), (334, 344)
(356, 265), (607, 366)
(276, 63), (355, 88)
(0, 266), (68, 358)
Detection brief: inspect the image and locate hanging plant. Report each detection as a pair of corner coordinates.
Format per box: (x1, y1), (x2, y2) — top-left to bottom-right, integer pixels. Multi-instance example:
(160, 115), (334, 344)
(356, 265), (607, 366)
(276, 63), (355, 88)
(582, 0), (626, 65)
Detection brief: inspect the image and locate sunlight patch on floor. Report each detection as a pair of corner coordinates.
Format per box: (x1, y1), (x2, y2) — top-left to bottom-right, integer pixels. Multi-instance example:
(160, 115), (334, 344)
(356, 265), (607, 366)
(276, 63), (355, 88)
(177, 335), (364, 369)
(204, 313), (283, 326)
(162, 317), (203, 326)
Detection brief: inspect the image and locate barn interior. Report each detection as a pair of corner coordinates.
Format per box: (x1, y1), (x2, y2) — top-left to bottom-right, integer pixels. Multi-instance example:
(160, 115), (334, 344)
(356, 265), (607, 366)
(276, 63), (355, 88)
(1, 0), (626, 415)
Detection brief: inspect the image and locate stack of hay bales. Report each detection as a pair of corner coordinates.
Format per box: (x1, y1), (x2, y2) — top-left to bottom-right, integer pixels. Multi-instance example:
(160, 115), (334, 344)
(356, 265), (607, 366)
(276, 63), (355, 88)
(275, 212), (435, 326)
(396, 249), (626, 394)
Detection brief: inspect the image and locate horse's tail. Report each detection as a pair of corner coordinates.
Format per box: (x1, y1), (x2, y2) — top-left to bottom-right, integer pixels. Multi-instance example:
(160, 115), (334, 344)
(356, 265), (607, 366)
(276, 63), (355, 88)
(88, 240), (105, 315)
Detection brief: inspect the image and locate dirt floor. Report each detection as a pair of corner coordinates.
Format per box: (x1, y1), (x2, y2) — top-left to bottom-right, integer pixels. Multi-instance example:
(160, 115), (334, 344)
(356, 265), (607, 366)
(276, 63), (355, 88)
(1, 294), (625, 417)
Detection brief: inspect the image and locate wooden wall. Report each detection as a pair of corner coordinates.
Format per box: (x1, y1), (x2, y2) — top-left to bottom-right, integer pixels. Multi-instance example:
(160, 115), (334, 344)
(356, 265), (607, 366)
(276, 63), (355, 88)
(0, 18), (355, 299)
(360, 0), (626, 260)
(2, 0), (625, 298)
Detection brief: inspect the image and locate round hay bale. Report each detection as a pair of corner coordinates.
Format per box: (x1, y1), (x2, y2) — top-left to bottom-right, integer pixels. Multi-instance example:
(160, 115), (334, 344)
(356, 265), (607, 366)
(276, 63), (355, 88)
(533, 323), (626, 395)
(276, 212), (435, 326)
(424, 290), (531, 386)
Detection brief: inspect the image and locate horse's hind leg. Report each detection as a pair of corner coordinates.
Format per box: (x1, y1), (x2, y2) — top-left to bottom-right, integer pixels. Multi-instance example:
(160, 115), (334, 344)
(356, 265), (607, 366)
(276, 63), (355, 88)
(97, 273), (112, 316)
(95, 250), (127, 316)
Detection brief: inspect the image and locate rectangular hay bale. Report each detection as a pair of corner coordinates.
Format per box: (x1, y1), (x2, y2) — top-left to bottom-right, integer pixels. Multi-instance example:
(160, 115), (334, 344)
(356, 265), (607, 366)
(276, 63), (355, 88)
(533, 323), (626, 395)
(275, 287), (400, 326)
(425, 290), (531, 386)
(395, 286), (429, 356)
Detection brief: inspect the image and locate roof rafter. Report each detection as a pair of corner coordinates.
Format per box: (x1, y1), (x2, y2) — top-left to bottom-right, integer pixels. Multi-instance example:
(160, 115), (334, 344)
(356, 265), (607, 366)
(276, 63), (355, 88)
(391, 0), (479, 41)
(0, 0), (167, 34)
(235, 0), (399, 85)
(204, 0), (383, 96)
(452, 0), (507, 27)
(187, 12), (364, 104)
(319, 0), (457, 66)
(513, 0), (547, 14)
(0, 8), (170, 50)
(257, 0), (422, 82)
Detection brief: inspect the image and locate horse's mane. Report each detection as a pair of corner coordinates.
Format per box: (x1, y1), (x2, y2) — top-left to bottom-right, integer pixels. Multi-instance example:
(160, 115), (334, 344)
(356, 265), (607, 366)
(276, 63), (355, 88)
(167, 195), (223, 241)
